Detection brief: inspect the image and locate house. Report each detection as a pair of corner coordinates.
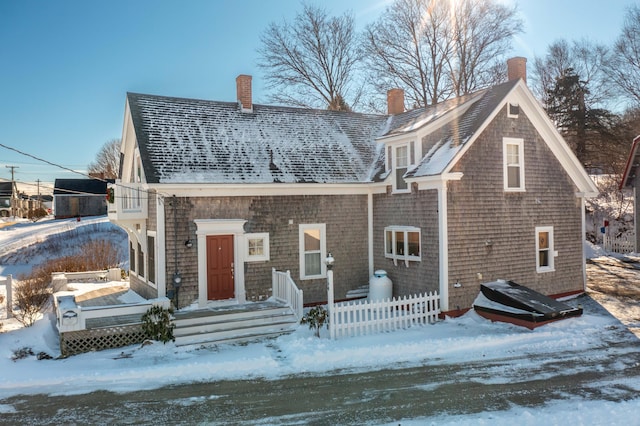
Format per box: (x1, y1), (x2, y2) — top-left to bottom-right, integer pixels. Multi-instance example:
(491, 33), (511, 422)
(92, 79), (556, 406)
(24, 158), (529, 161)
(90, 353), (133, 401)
(0, 181), (18, 217)
(109, 57), (598, 316)
(53, 179), (109, 219)
(620, 135), (640, 253)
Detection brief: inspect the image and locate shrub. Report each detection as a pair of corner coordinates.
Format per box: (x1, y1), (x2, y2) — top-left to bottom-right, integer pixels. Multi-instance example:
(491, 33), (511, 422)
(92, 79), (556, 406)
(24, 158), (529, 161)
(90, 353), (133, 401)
(300, 306), (328, 338)
(28, 207), (48, 222)
(13, 276), (52, 327)
(141, 305), (175, 344)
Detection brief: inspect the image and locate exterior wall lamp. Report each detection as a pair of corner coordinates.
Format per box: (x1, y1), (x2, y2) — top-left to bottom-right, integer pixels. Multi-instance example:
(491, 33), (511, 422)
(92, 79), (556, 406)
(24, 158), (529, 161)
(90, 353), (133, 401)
(184, 239), (193, 248)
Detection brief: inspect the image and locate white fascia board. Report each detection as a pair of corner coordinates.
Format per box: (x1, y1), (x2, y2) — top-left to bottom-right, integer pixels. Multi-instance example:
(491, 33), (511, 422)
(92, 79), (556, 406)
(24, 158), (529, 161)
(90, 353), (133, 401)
(414, 173), (463, 190)
(147, 182), (375, 198)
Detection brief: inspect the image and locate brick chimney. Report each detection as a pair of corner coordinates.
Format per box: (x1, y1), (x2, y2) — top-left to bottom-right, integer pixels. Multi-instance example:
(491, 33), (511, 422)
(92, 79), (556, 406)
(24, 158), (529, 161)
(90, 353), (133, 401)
(236, 74), (252, 112)
(507, 57), (527, 83)
(387, 88), (404, 115)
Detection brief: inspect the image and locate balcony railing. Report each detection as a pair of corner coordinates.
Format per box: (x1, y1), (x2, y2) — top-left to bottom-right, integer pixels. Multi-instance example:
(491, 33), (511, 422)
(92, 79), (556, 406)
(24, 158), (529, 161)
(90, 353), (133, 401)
(107, 182), (148, 221)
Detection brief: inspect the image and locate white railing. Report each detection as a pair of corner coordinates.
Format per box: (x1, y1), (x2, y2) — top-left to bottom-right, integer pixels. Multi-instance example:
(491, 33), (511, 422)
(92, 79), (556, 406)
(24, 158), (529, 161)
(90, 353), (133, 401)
(603, 234), (636, 254)
(272, 269), (304, 320)
(329, 292), (440, 339)
(54, 294), (171, 333)
(0, 275), (13, 319)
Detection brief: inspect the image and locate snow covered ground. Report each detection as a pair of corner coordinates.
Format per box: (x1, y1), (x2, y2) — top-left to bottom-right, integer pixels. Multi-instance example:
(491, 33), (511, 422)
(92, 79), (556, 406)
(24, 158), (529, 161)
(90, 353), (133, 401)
(1, 217), (640, 424)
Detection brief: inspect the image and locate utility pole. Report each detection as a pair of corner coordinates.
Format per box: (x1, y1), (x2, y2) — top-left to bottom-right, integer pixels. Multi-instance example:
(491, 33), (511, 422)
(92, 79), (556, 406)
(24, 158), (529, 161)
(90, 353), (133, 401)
(5, 165), (18, 182)
(36, 179), (41, 208)
(5, 165), (18, 217)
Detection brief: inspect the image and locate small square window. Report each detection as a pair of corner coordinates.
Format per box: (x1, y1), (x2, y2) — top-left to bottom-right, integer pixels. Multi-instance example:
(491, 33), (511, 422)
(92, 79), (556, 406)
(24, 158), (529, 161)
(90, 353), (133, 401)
(245, 233), (270, 262)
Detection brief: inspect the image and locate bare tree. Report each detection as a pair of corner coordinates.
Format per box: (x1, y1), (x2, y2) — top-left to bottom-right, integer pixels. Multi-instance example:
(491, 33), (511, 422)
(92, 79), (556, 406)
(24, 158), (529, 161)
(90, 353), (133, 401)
(606, 5), (640, 106)
(257, 4), (363, 110)
(448, 0), (522, 96)
(87, 138), (121, 180)
(532, 39), (612, 109)
(363, 0), (521, 110)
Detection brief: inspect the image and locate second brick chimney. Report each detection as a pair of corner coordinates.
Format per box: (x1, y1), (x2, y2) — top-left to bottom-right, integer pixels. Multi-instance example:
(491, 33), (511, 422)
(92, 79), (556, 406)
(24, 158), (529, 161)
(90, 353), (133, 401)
(507, 57), (527, 84)
(236, 74), (253, 112)
(387, 88), (405, 115)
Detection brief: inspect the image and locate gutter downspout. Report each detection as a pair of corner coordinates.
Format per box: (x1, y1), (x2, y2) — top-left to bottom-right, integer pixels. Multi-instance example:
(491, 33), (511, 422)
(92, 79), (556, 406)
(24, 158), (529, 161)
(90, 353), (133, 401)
(581, 196), (588, 292)
(438, 181), (449, 312)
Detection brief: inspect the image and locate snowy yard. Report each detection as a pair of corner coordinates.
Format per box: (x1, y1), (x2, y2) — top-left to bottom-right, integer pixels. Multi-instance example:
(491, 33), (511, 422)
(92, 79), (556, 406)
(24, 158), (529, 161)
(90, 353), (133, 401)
(1, 217), (640, 424)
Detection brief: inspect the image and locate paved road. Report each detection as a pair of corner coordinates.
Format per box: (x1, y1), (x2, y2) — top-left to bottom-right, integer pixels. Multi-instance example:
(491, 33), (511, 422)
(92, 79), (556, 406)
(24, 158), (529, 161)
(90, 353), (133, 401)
(2, 322), (639, 425)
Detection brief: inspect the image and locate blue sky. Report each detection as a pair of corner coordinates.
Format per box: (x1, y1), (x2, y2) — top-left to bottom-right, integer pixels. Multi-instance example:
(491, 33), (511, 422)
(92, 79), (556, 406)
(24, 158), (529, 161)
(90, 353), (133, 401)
(0, 0), (633, 190)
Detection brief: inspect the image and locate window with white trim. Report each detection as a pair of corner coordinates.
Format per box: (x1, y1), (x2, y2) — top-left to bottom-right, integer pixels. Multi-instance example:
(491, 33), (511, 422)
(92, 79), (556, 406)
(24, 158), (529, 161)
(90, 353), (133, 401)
(536, 226), (555, 272)
(129, 241), (136, 274)
(147, 234), (156, 284)
(507, 103), (520, 118)
(385, 226), (421, 266)
(299, 224), (326, 279)
(245, 233), (270, 262)
(503, 137), (525, 191)
(137, 242), (145, 278)
(394, 144), (410, 192)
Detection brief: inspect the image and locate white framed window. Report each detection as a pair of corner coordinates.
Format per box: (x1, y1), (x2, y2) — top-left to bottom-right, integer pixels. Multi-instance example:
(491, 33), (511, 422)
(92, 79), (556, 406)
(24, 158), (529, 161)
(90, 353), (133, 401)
(507, 103), (520, 118)
(384, 226), (421, 266)
(536, 226), (555, 272)
(394, 144), (410, 193)
(299, 224), (326, 280)
(503, 137), (525, 191)
(245, 232), (270, 262)
(147, 233), (156, 286)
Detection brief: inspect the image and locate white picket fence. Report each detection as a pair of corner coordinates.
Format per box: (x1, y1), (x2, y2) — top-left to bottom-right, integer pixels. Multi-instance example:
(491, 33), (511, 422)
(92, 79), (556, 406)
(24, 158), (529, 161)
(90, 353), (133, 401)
(603, 234), (636, 254)
(328, 292), (440, 339)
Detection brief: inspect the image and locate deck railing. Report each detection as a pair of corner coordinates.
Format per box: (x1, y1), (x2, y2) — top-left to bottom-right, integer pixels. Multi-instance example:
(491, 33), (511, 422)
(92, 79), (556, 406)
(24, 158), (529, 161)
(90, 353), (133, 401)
(272, 269), (304, 320)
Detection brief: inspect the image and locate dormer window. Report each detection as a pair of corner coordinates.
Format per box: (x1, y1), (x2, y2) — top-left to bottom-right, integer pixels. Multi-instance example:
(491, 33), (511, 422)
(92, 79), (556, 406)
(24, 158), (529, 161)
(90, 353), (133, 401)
(393, 145), (409, 192)
(508, 103), (520, 118)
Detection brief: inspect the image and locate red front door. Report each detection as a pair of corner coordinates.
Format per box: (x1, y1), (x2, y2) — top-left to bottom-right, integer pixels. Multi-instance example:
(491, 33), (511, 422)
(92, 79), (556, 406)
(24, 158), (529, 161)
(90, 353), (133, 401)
(206, 235), (235, 300)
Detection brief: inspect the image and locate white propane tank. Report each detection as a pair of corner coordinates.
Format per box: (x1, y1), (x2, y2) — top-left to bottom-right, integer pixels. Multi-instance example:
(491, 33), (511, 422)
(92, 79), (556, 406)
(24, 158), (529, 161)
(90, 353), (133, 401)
(368, 270), (392, 302)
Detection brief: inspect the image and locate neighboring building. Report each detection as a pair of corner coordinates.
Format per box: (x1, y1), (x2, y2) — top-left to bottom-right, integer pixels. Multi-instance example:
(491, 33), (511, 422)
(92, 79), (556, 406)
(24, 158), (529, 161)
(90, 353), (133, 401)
(53, 179), (109, 219)
(620, 135), (640, 253)
(109, 58), (598, 315)
(0, 181), (18, 218)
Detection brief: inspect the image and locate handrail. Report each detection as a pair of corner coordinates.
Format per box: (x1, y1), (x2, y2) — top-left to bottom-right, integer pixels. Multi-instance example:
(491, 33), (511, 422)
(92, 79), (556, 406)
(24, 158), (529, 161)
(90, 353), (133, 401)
(272, 269), (304, 320)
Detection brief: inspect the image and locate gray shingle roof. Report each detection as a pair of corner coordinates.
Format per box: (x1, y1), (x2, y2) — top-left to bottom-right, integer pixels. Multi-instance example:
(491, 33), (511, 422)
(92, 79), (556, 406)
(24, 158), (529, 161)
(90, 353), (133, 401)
(127, 80), (518, 185)
(128, 93), (390, 184)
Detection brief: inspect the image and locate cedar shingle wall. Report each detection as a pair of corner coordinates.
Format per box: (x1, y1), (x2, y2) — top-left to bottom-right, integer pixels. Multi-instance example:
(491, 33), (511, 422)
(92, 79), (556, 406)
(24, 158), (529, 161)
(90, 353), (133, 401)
(372, 188), (440, 296)
(164, 194), (369, 307)
(446, 105), (585, 310)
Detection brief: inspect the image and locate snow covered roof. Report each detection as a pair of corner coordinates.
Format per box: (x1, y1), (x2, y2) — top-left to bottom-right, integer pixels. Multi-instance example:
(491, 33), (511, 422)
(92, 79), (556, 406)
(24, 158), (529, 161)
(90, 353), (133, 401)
(53, 179), (108, 196)
(127, 93), (389, 184)
(405, 80), (518, 178)
(127, 79), (521, 185)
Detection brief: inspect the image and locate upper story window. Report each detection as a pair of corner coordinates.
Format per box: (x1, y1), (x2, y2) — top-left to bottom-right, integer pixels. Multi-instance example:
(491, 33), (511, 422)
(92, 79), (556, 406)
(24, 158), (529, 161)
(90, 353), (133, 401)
(393, 145), (410, 192)
(536, 226), (555, 272)
(385, 226), (421, 266)
(299, 224), (326, 280)
(508, 103), (520, 118)
(503, 137), (525, 191)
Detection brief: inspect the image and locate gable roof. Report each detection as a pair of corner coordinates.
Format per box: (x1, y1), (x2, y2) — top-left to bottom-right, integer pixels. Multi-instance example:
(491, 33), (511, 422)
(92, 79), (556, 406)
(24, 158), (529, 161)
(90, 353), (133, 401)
(620, 135), (640, 189)
(127, 93), (389, 184)
(53, 179), (108, 196)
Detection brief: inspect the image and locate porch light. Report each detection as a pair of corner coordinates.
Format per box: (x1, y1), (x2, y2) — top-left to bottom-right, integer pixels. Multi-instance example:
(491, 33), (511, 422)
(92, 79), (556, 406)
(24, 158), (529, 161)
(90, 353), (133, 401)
(173, 271), (182, 287)
(184, 239), (193, 248)
(325, 253), (334, 270)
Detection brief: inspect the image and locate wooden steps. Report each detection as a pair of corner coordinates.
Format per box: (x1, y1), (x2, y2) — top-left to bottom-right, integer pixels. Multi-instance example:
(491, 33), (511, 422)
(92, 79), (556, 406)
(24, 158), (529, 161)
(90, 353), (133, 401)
(172, 301), (299, 347)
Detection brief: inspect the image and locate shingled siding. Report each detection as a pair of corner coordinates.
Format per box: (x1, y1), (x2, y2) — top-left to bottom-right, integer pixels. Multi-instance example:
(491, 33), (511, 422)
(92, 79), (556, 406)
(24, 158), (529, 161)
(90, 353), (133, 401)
(445, 105), (585, 310)
(162, 194), (370, 307)
(372, 188), (440, 297)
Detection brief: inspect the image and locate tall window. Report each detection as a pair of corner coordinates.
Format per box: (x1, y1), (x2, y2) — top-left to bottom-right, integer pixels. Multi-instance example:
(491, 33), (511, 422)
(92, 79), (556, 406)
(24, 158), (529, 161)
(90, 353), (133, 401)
(503, 137), (525, 191)
(130, 242), (136, 274)
(299, 224), (326, 279)
(536, 226), (554, 272)
(395, 145), (409, 192)
(137, 242), (145, 278)
(385, 226), (421, 266)
(147, 235), (155, 284)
